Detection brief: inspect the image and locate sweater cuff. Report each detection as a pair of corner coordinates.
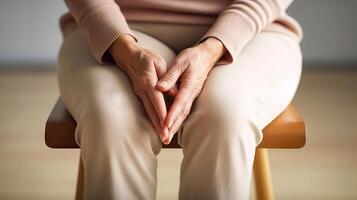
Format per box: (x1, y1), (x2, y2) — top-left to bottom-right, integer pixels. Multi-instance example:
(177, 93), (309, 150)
(82, 5), (137, 64)
(197, 12), (255, 65)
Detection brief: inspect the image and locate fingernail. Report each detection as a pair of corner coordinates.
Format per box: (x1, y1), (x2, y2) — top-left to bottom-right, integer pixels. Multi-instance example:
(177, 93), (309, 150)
(164, 136), (171, 144)
(165, 134), (174, 144)
(160, 135), (166, 142)
(158, 81), (168, 88)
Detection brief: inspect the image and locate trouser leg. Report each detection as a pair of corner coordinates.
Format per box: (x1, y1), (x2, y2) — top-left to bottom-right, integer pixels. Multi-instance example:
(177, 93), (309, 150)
(177, 32), (302, 200)
(57, 28), (175, 199)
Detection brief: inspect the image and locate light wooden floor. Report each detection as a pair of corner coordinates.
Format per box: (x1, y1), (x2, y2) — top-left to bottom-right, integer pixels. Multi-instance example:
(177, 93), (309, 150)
(0, 69), (356, 200)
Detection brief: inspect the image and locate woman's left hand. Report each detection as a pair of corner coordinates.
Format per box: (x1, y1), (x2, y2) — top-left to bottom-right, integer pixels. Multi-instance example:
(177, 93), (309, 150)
(156, 37), (227, 144)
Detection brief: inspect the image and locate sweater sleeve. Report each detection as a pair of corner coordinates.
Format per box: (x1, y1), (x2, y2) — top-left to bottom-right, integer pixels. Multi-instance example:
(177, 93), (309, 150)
(197, 0), (294, 65)
(64, 0), (137, 64)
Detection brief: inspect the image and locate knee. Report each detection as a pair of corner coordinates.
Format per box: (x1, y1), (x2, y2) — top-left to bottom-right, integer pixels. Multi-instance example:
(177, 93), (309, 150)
(75, 90), (160, 153)
(193, 86), (262, 145)
(196, 83), (251, 126)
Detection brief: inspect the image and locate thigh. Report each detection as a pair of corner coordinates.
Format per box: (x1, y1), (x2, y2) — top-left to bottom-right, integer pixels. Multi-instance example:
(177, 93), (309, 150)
(128, 22), (211, 53)
(57, 28), (176, 143)
(178, 32), (303, 145)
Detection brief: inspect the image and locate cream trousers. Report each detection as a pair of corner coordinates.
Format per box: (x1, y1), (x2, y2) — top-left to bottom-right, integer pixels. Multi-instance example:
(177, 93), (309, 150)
(57, 22), (302, 200)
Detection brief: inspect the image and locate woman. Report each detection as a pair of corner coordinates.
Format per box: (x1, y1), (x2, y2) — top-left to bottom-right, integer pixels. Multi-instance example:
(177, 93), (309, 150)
(58, 0), (303, 199)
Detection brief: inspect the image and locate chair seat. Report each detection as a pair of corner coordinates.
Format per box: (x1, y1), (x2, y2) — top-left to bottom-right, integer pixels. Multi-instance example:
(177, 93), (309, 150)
(45, 98), (306, 149)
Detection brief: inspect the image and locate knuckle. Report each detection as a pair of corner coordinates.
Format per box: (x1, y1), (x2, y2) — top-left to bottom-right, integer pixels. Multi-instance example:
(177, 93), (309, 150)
(146, 106), (154, 113)
(176, 60), (189, 73)
(156, 59), (168, 76)
(164, 71), (176, 82)
(157, 56), (167, 67)
(192, 83), (202, 94)
(138, 50), (149, 61)
(140, 76), (151, 87)
(140, 72), (156, 87)
(181, 76), (203, 91)
(182, 107), (190, 118)
(144, 102), (154, 113)
(143, 80), (155, 89)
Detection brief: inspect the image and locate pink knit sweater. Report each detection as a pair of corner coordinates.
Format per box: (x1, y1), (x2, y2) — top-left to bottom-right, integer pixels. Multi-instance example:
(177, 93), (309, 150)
(60, 0), (303, 64)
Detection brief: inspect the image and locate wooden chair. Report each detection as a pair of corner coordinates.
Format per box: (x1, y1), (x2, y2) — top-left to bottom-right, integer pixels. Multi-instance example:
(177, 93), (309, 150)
(45, 98), (306, 200)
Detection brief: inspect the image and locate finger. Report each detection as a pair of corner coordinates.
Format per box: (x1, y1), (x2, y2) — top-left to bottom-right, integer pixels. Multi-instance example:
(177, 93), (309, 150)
(167, 84), (178, 97)
(141, 93), (162, 137)
(165, 83), (193, 128)
(156, 59), (189, 92)
(144, 93), (170, 142)
(154, 56), (178, 96)
(164, 100), (194, 144)
(146, 86), (167, 128)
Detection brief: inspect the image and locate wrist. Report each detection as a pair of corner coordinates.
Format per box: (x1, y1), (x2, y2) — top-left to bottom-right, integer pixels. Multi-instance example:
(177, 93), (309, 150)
(198, 37), (226, 64)
(109, 34), (137, 54)
(109, 34), (139, 67)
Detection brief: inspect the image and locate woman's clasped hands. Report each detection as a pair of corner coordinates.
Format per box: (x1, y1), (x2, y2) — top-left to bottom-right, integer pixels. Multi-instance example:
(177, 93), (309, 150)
(110, 34), (226, 145)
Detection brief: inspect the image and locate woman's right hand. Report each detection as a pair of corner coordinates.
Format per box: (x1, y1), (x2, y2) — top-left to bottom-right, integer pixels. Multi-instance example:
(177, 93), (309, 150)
(109, 34), (172, 142)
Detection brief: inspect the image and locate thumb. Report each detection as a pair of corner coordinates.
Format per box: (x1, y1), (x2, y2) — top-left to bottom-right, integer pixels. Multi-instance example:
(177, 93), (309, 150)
(156, 61), (187, 92)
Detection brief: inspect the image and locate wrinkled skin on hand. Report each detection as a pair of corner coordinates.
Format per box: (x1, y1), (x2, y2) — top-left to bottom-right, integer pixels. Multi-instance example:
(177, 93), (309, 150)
(110, 35), (225, 144)
(156, 37), (226, 144)
(110, 34), (178, 141)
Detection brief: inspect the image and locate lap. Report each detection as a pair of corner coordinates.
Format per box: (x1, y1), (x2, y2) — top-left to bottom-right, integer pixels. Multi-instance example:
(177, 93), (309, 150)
(57, 27), (302, 148)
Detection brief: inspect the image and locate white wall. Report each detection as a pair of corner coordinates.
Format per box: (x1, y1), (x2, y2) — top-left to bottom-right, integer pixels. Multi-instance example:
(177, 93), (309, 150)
(289, 0), (357, 65)
(0, 0), (356, 68)
(0, 1), (67, 66)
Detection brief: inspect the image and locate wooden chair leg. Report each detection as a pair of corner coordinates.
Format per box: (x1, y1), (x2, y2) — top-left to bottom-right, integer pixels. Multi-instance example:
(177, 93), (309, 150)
(254, 149), (274, 200)
(75, 155), (84, 200)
